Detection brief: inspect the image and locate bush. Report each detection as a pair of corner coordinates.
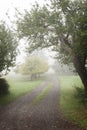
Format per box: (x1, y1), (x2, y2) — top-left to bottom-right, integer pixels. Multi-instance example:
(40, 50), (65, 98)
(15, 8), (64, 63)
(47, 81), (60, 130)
(0, 78), (9, 96)
(75, 86), (87, 103)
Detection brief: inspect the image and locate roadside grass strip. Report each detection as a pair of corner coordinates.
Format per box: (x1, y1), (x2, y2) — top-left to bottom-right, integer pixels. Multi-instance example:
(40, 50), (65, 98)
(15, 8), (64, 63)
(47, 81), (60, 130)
(0, 80), (42, 105)
(59, 76), (87, 129)
(33, 83), (53, 105)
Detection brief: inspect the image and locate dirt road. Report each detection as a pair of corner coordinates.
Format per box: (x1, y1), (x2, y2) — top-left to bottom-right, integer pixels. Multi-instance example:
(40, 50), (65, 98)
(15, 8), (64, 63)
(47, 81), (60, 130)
(0, 75), (86, 130)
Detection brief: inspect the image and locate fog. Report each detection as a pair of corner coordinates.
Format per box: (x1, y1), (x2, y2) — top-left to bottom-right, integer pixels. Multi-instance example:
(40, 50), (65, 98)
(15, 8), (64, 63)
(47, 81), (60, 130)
(0, 0), (75, 77)
(0, 0), (55, 67)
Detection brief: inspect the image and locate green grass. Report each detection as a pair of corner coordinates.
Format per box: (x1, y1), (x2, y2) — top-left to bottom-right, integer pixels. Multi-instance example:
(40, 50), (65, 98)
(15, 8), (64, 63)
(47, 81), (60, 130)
(0, 78), (42, 105)
(59, 75), (87, 129)
(33, 83), (52, 105)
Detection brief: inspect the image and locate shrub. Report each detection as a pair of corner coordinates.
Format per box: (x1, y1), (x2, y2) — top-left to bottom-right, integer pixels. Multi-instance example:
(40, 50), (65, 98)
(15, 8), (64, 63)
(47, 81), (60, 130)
(0, 78), (9, 96)
(75, 86), (87, 104)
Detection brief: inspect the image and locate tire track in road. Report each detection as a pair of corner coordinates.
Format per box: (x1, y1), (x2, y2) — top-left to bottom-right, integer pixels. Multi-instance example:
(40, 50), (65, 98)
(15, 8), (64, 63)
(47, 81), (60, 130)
(0, 80), (51, 130)
(33, 82), (53, 105)
(0, 74), (86, 130)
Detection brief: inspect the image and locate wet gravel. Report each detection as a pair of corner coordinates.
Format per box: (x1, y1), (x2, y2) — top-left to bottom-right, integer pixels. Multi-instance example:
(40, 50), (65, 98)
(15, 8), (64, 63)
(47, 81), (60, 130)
(0, 75), (86, 130)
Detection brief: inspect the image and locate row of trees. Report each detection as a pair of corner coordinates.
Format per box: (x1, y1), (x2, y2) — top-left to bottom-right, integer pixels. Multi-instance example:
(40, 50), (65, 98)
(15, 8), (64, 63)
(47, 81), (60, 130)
(0, 0), (87, 94)
(16, 0), (87, 92)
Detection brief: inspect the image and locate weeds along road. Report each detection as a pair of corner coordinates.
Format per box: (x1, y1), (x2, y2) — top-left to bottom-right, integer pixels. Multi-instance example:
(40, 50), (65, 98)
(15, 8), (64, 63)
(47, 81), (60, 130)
(0, 74), (86, 130)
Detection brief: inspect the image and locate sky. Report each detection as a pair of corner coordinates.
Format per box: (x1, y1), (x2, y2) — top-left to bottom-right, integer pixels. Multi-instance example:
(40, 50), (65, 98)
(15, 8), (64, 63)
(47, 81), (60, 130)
(0, 0), (55, 65)
(0, 0), (46, 21)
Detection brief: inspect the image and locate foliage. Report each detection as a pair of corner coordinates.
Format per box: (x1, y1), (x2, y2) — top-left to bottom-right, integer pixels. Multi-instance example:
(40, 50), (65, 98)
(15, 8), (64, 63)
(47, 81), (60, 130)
(16, 0), (87, 91)
(16, 0), (87, 61)
(0, 21), (18, 76)
(0, 78), (9, 96)
(75, 86), (87, 103)
(15, 56), (48, 80)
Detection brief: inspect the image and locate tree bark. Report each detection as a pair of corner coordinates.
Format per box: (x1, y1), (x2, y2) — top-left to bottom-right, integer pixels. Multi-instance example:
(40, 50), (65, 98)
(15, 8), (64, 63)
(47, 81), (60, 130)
(73, 54), (87, 93)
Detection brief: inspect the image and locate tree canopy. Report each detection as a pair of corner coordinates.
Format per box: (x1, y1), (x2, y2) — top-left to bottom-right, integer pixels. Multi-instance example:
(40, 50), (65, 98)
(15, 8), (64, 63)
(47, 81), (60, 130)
(0, 22), (18, 76)
(15, 56), (48, 80)
(16, 0), (87, 91)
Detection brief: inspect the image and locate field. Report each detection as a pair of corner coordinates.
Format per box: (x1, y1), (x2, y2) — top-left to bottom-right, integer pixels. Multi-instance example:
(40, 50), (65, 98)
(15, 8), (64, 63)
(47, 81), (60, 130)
(59, 75), (87, 129)
(0, 76), (42, 105)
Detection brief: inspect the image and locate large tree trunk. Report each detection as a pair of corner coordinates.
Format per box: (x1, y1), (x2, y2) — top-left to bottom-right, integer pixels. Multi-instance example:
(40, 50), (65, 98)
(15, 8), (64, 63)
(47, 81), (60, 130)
(73, 54), (87, 93)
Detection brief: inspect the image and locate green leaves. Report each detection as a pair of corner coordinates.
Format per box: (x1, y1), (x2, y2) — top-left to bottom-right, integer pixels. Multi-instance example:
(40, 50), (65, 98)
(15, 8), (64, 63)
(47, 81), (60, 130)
(16, 56), (48, 80)
(16, 0), (87, 64)
(0, 21), (18, 75)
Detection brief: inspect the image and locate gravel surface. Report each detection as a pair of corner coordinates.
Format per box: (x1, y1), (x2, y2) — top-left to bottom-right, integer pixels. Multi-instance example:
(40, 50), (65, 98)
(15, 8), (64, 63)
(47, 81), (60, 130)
(0, 75), (86, 130)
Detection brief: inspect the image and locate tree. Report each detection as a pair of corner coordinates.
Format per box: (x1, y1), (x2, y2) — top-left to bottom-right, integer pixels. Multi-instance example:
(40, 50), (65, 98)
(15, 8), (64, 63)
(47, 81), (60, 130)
(0, 21), (18, 76)
(16, 0), (87, 92)
(16, 56), (48, 80)
(0, 21), (18, 95)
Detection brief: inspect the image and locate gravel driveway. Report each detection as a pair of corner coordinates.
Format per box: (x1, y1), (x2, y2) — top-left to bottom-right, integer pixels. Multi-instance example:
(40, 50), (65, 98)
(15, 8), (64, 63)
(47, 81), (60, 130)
(0, 75), (86, 130)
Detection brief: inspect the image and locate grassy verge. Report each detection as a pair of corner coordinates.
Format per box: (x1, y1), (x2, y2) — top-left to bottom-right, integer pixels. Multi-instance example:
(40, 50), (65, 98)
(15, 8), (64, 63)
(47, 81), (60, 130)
(0, 78), (42, 105)
(33, 83), (52, 105)
(59, 75), (87, 129)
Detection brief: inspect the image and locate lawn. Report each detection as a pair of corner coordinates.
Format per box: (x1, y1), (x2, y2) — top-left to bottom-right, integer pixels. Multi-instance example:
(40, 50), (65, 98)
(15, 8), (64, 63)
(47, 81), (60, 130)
(59, 75), (87, 129)
(0, 77), (42, 105)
